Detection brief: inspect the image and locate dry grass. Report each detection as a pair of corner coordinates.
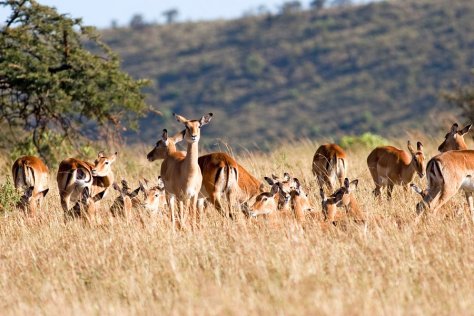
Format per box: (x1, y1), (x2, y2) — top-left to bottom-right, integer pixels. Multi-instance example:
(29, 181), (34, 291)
(1, 139), (474, 315)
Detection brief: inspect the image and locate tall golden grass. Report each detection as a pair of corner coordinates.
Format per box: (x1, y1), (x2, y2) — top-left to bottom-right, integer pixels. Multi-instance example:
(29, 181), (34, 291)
(1, 137), (474, 315)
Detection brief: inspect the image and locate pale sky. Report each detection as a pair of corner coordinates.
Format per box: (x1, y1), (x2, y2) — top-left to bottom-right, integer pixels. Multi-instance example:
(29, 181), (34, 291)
(1, 0), (319, 28)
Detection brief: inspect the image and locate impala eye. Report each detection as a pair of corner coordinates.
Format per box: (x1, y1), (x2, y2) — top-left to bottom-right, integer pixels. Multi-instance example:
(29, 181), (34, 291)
(105, 161), (109, 165)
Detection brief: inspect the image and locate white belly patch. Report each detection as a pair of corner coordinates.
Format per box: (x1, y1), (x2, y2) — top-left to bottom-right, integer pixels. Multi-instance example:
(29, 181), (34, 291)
(461, 175), (474, 192)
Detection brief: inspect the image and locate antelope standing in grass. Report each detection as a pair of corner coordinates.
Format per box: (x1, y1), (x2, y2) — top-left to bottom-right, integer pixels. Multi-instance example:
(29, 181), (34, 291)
(12, 156), (49, 216)
(57, 152), (117, 218)
(438, 123), (471, 152)
(147, 129), (263, 218)
(320, 178), (364, 224)
(411, 150), (474, 221)
(312, 144), (347, 192)
(367, 141), (425, 199)
(147, 113), (212, 227)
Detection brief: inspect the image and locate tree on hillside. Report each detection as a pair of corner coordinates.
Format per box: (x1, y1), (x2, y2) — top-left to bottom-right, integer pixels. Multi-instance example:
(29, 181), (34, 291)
(0, 0), (149, 162)
(310, 0), (326, 10)
(162, 9), (179, 24)
(280, 1), (302, 15)
(330, 0), (353, 7)
(130, 14), (147, 30)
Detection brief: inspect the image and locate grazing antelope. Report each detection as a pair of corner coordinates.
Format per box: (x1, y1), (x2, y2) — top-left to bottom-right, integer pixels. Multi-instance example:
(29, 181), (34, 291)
(367, 141), (425, 199)
(57, 152), (117, 217)
(312, 144), (347, 192)
(320, 178), (364, 224)
(147, 129), (263, 218)
(12, 155), (49, 216)
(411, 150), (474, 220)
(438, 123), (472, 152)
(147, 113), (213, 227)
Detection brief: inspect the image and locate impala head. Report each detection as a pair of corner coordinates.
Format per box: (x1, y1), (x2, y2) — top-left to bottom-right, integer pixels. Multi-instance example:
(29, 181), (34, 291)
(438, 123), (471, 152)
(173, 112), (213, 144)
(249, 184), (280, 217)
(264, 172), (296, 209)
(290, 178), (313, 212)
(92, 151), (117, 177)
(320, 178), (358, 220)
(407, 141), (425, 178)
(139, 177), (166, 212)
(410, 183), (428, 215)
(147, 129), (182, 161)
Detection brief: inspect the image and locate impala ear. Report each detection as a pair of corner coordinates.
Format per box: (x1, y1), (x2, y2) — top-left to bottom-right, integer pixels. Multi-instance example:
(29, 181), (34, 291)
(264, 176), (275, 186)
(157, 176), (165, 190)
(283, 172), (290, 182)
(349, 179), (359, 192)
(271, 174), (278, 180)
(451, 123), (459, 133)
(344, 178), (350, 190)
(293, 178), (301, 189)
(173, 113), (188, 124)
(110, 152), (118, 163)
(113, 182), (121, 192)
(199, 113), (213, 127)
(417, 142), (423, 152)
(139, 180), (148, 196)
(162, 129), (168, 141)
(460, 124), (472, 136)
(270, 184), (279, 196)
(98, 151), (105, 158)
(40, 188), (49, 197)
(171, 130), (185, 144)
(407, 141), (416, 155)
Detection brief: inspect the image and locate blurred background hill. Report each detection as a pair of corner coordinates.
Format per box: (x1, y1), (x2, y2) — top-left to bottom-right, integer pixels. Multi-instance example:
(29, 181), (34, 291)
(100, 0), (474, 150)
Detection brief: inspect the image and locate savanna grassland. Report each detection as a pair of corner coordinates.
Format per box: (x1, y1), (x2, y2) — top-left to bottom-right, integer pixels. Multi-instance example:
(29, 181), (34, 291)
(1, 136), (474, 315)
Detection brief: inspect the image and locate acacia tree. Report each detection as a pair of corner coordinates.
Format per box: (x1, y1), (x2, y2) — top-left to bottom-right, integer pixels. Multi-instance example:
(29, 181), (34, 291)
(0, 0), (149, 162)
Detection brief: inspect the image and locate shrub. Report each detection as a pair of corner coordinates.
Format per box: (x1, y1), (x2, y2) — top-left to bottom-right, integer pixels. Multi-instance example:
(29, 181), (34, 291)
(339, 132), (388, 149)
(0, 179), (21, 214)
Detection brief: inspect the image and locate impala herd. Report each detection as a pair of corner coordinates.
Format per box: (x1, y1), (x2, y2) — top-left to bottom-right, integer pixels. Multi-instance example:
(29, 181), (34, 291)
(6, 115), (474, 228)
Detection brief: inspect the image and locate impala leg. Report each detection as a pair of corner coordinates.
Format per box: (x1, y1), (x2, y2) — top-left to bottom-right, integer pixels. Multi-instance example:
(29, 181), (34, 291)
(465, 192), (474, 222)
(168, 195), (178, 230)
(387, 183), (394, 200)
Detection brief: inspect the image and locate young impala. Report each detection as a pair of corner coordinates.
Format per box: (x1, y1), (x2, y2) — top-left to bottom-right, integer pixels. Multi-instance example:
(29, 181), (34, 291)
(367, 141), (425, 199)
(147, 113), (212, 228)
(312, 144), (347, 192)
(438, 123), (471, 152)
(12, 155), (49, 216)
(57, 151), (117, 218)
(320, 178), (364, 224)
(411, 150), (474, 221)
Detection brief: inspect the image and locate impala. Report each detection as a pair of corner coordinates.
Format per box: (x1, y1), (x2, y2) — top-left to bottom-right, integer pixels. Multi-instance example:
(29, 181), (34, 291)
(411, 150), (474, 220)
(57, 151), (116, 218)
(147, 129), (264, 218)
(438, 123), (471, 152)
(367, 141), (425, 199)
(12, 155), (49, 216)
(290, 178), (313, 224)
(320, 178), (364, 224)
(248, 183), (281, 218)
(312, 144), (347, 192)
(264, 173), (297, 212)
(147, 113), (212, 228)
(110, 179), (140, 217)
(139, 177), (167, 213)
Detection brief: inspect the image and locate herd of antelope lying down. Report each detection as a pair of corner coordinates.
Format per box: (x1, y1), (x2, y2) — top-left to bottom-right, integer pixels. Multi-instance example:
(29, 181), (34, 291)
(8, 114), (474, 227)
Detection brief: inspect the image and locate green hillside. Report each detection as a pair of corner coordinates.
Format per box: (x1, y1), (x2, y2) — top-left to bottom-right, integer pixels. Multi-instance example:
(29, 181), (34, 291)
(102, 0), (474, 150)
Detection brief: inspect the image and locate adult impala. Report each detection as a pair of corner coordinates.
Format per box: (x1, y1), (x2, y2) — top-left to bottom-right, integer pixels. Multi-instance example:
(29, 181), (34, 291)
(411, 150), (474, 220)
(12, 155), (49, 216)
(57, 151), (117, 218)
(147, 113), (212, 228)
(312, 144), (347, 192)
(367, 141), (425, 199)
(147, 129), (264, 218)
(438, 123), (471, 152)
